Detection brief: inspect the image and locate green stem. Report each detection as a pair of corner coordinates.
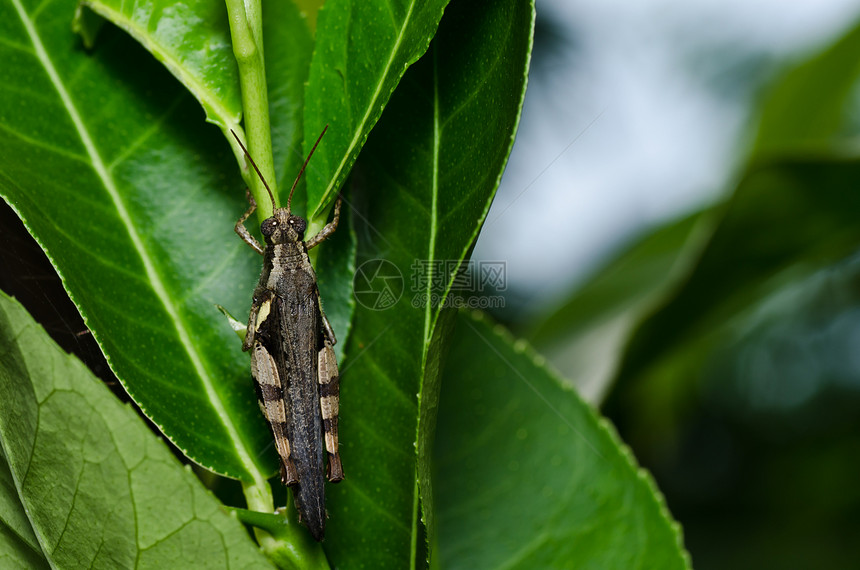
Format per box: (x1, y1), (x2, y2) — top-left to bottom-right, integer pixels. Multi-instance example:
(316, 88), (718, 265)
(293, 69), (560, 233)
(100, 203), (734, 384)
(231, 501), (330, 570)
(240, 479), (279, 561)
(242, 475), (275, 514)
(225, 0), (277, 540)
(225, 0), (277, 221)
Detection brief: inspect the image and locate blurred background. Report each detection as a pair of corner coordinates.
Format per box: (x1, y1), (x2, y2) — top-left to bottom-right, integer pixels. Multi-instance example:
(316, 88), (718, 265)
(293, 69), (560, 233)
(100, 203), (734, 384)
(474, 0), (860, 568)
(481, 0), (860, 304)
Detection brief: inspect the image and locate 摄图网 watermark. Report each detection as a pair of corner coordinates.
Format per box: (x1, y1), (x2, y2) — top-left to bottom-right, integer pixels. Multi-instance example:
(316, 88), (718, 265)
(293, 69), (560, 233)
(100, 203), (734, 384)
(352, 259), (507, 311)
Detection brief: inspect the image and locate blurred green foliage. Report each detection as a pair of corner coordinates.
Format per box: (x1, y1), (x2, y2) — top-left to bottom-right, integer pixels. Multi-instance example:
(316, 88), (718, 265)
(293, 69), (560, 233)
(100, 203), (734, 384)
(527, 14), (860, 570)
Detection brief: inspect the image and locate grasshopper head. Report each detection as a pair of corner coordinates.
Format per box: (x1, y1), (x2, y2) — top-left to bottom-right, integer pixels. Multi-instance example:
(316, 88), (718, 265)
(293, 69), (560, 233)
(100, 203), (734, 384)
(261, 208), (306, 244)
(231, 126), (327, 246)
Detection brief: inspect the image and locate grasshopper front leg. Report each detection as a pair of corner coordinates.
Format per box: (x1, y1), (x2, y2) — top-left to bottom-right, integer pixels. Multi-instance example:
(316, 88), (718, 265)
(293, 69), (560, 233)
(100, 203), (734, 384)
(306, 195), (342, 250)
(235, 190), (264, 256)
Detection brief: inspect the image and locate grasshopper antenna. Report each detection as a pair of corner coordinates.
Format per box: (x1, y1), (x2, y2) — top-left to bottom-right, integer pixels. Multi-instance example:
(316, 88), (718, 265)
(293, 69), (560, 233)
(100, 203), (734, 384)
(287, 125), (329, 214)
(231, 129), (277, 211)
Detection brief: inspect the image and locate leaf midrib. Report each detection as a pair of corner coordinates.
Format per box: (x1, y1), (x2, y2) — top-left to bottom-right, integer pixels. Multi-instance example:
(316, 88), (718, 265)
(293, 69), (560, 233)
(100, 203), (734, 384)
(410, 43), (442, 570)
(11, 0), (265, 485)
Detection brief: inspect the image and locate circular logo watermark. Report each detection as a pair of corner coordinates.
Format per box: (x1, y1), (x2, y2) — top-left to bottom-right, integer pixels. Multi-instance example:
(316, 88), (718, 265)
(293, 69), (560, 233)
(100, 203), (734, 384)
(353, 259), (404, 310)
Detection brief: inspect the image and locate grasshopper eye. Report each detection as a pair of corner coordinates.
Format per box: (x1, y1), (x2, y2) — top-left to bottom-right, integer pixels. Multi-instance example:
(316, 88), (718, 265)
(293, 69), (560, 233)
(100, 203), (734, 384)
(261, 218), (278, 237)
(289, 216), (307, 236)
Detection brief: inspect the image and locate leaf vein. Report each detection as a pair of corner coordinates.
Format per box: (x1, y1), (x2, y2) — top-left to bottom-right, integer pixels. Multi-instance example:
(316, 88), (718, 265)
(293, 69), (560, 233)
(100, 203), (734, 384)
(106, 95), (185, 172)
(0, 36), (33, 53)
(345, 481), (412, 533)
(0, 122), (88, 164)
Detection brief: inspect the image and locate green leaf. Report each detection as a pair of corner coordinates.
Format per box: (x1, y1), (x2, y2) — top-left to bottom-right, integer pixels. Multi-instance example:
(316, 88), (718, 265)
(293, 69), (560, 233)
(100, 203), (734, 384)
(321, 0), (534, 566)
(0, 292), (272, 567)
(264, 0), (314, 198)
(528, 210), (709, 404)
(434, 311), (690, 569)
(1, 0), (273, 483)
(73, 0), (241, 132)
(293, 0), (324, 33)
(302, 0), (452, 219)
(753, 18), (860, 155)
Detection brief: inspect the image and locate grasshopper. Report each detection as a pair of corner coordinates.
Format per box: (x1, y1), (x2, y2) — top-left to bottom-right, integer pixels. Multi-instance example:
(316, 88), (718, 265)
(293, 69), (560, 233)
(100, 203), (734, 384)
(232, 128), (343, 541)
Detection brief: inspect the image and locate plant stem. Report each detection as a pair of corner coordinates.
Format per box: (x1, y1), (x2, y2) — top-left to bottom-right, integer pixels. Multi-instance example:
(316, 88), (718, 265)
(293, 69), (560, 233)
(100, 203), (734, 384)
(225, 0), (278, 542)
(241, 480), (330, 569)
(240, 478), (279, 559)
(242, 475), (275, 513)
(225, 0), (277, 221)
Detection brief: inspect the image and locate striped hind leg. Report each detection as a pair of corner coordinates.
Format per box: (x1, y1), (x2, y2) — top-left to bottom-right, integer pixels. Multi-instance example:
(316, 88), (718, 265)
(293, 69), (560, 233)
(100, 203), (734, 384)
(318, 340), (343, 482)
(252, 341), (298, 485)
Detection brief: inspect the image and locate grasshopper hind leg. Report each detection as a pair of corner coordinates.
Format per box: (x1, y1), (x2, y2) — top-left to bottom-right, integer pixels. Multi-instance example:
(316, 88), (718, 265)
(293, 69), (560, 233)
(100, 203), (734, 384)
(318, 340), (343, 482)
(251, 341), (299, 485)
(279, 455), (299, 487)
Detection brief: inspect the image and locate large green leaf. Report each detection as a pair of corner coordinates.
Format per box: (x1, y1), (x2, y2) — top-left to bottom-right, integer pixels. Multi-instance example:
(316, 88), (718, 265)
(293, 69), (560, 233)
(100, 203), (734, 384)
(302, 0), (451, 218)
(435, 311), (689, 569)
(0, 292), (272, 567)
(320, 0), (533, 566)
(1, 0), (286, 483)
